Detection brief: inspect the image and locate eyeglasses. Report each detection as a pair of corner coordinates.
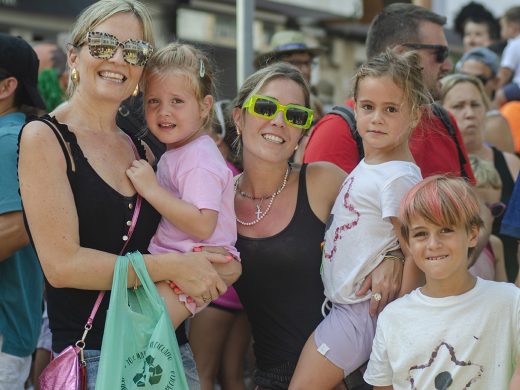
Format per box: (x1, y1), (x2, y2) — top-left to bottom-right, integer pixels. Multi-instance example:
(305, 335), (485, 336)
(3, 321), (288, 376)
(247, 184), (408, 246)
(86, 31), (153, 66)
(402, 43), (449, 63)
(242, 94), (314, 130)
(485, 201), (506, 218)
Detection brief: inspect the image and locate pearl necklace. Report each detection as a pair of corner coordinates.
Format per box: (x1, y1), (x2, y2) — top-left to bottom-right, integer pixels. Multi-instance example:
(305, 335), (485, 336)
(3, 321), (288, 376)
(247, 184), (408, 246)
(235, 166), (291, 226)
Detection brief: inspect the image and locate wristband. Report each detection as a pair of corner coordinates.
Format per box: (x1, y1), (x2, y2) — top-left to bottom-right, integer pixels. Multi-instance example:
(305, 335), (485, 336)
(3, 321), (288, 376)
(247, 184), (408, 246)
(383, 252), (405, 264)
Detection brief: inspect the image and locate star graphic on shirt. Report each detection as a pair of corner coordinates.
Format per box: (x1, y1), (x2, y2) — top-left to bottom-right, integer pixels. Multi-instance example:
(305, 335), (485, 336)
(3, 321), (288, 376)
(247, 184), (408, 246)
(323, 176), (360, 261)
(408, 341), (483, 389)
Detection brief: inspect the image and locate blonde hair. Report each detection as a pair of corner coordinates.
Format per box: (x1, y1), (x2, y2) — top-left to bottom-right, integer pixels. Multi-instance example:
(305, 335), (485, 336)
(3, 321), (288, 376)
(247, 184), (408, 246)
(142, 43), (216, 131)
(352, 49), (433, 125)
(469, 154), (502, 190)
(439, 73), (491, 110)
(67, 0), (154, 96)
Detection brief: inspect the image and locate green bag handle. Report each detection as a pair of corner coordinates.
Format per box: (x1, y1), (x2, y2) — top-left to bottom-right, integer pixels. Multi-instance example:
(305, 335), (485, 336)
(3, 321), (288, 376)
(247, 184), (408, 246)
(114, 252), (163, 314)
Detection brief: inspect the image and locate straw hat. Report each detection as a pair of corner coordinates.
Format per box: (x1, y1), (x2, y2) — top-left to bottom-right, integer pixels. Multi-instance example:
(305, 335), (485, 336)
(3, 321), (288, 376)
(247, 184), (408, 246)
(254, 30), (324, 69)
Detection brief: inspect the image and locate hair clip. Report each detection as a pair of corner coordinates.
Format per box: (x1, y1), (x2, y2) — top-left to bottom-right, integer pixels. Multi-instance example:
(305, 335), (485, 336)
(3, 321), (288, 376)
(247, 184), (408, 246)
(199, 59), (205, 78)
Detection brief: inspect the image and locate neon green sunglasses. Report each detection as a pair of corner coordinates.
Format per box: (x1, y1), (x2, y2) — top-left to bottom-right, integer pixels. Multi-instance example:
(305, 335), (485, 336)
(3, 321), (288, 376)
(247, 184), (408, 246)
(242, 94), (314, 130)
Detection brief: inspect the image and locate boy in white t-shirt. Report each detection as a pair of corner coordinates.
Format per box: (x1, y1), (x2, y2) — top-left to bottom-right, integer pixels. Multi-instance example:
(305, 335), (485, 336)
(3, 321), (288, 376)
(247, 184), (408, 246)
(364, 175), (520, 389)
(495, 6), (520, 107)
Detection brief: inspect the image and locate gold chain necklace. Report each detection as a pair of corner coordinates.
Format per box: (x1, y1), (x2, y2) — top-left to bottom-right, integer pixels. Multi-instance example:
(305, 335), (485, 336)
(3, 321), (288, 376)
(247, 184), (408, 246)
(234, 166), (291, 226)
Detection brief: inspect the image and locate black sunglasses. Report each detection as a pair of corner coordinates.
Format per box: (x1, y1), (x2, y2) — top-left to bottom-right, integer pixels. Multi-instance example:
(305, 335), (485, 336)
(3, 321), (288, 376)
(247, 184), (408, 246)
(402, 43), (449, 63)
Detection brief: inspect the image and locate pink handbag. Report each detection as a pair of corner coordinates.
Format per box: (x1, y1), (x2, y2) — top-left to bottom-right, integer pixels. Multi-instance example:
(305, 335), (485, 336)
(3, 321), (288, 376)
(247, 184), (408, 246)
(38, 128), (143, 390)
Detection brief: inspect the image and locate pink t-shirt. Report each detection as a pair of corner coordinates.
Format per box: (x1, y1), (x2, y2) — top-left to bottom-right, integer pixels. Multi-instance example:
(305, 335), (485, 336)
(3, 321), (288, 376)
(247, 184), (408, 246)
(148, 135), (239, 258)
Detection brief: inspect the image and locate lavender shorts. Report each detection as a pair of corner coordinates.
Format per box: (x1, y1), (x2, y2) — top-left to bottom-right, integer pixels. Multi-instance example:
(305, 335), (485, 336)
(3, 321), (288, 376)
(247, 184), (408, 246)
(313, 300), (376, 376)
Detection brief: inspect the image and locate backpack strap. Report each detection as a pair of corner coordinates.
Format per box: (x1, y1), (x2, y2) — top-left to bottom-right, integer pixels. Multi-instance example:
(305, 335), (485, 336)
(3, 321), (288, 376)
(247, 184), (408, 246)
(431, 103), (470, 180)
(329, 105), (364, 160)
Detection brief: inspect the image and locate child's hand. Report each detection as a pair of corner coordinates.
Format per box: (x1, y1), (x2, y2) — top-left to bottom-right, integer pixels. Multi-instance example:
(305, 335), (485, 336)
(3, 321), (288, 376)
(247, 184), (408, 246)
(126, 159), (157, 198)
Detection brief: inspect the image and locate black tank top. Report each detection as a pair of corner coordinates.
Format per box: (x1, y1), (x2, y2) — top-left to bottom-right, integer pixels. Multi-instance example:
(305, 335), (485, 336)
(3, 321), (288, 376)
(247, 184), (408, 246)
(21, 116), (188, 352)
(234, 164), (326, 387)
(492, 146), (518, 281)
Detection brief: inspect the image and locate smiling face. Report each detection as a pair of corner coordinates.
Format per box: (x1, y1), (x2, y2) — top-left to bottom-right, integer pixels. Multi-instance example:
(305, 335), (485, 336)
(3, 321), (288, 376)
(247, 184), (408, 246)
(237, 77), (307, 163)
(442, 81), (486, 153)
(69, 12), (145, 104)
(354, 75), (413, 158)
(408, 215), (479, 289)
(144, 71), (211, 149)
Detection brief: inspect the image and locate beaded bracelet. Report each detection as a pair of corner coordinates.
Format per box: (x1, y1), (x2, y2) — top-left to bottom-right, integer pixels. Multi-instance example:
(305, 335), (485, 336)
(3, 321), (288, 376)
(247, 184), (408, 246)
(383, 254), (405, 264)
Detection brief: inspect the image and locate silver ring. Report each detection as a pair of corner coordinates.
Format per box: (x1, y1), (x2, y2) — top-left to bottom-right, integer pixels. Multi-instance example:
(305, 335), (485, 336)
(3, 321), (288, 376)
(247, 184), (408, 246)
(371, 292), (382, 302)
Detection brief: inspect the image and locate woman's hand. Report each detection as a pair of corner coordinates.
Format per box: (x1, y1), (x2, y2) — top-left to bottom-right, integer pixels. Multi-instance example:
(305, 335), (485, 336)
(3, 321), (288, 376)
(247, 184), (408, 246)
(167, 246), (241, 306)
(356, 255), (403, 316)
(166, 250), (231, 307)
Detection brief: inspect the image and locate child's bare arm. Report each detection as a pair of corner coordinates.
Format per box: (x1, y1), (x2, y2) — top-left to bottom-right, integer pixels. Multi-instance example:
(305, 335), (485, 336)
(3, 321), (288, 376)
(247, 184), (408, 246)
(390, 217), (424, 296)
(156, 281), (192, 329)
(498, 67), (514, 88)
(126, 159), (218, 240)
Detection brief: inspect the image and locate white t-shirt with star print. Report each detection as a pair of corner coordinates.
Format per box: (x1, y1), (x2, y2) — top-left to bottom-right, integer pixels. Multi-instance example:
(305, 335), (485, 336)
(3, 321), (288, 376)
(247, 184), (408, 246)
(364, 278), (520, 388)
(321, 159), (421, 304)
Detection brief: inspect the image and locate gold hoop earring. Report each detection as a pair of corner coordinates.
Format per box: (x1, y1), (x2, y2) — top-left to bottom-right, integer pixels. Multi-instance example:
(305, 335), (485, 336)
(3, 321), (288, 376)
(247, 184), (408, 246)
(294, 144), (299, 151)
(132, 84), (139, 97)
(236, 127), (241, 136)
(71, 68), (79, 84)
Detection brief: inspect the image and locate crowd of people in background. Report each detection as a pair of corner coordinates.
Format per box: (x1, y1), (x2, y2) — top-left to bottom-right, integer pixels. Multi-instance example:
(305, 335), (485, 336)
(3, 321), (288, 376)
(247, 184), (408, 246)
(1, 0), (520, 389)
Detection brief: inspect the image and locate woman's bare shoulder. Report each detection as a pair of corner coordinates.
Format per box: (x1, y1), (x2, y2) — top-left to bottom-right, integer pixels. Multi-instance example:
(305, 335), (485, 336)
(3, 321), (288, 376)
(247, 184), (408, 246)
(306, 161), (347, 185)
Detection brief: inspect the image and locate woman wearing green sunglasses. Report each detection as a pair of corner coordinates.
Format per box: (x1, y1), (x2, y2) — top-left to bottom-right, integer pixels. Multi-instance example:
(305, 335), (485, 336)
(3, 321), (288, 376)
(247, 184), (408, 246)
(18, 1), (239, 388)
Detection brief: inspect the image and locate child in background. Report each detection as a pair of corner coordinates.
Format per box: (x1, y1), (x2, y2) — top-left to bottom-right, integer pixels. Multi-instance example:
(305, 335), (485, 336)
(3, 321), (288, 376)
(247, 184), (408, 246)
(289, 50), (429, 389)
(469, 155), (508, 282)
(495, 6), (520, 107)
(126, 43), (239, 328)
(364, 175), (520, 389)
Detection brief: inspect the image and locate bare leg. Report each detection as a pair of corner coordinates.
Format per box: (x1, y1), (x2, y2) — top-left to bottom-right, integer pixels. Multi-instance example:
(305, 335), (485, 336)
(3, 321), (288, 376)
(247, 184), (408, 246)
(156, 281), (192, 329)
(218, 311), (251, 390)
(189, 306), (235, 390)
(289, 332), (344, 390)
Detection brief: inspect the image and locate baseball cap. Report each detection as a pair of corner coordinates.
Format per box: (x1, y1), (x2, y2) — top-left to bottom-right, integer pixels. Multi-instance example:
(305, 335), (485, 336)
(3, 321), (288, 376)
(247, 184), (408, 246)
(0, 32), (45, 109)
(455, 47), (500, 76)
(254, 30), (324, 69)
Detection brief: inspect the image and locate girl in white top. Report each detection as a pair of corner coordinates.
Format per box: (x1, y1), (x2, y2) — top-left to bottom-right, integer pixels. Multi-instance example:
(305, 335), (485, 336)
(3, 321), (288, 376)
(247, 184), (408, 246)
(364, 175), (520, 389)
(290, 50), (429, 389)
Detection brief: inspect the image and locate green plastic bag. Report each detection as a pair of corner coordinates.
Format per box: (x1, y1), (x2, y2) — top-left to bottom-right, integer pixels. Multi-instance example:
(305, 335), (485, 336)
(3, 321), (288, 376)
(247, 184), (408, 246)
(95, 251), (189, 390)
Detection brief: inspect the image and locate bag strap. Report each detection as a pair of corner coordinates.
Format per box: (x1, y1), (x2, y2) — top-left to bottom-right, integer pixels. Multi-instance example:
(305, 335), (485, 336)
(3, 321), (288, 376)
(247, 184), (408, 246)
(329, 105), (364, 159)
(77, 133), (143, 344)
(431, 103), (470, 180)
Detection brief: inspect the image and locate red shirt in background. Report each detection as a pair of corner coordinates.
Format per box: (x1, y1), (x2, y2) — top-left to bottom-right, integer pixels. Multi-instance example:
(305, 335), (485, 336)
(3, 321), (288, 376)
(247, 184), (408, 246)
(304, 100), (476, 185)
